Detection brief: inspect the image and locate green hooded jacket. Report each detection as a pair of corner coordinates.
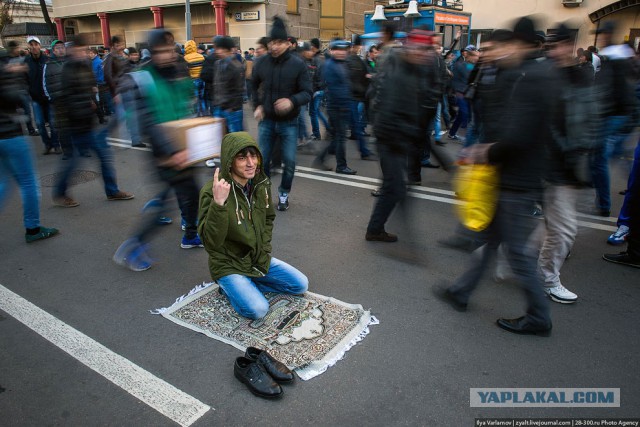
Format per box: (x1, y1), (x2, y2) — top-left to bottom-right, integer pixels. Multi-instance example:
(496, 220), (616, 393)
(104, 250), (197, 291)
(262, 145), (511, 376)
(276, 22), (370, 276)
(198, 132), (275, 280)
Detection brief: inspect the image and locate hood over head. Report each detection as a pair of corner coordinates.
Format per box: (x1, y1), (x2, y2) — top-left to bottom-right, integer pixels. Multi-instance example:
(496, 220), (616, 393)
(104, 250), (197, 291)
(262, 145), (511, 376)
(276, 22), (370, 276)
(220, 131), (267, 183)
(185, 40), (197, 54)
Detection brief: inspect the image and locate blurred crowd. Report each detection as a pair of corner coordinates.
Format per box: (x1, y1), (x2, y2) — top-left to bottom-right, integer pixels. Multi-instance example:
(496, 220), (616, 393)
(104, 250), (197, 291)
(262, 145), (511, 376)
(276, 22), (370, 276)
(1, 14), (638, 331)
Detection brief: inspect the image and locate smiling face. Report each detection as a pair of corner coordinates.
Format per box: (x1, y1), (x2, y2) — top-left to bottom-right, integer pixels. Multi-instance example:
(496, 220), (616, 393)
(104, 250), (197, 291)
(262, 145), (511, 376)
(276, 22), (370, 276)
(230, 148), (259, 185)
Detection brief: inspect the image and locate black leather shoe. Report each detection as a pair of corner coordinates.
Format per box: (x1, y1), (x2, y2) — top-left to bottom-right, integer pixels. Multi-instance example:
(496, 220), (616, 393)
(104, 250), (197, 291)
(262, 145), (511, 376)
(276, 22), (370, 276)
(245, 347), (294, 383)
(336, 167), (357, 175)
(496, 317), (552, 336)
(432, 285), (467, 312)
(365, 231), (398, 242)
(371, 188), (382, 197)
(602, 252), (640, 268)
(234, 357), (283, 398)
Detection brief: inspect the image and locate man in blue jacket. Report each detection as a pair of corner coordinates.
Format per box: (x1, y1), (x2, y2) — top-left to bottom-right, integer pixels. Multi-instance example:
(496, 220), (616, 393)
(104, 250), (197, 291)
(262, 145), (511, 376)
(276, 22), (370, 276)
(313, 39), (357, 175)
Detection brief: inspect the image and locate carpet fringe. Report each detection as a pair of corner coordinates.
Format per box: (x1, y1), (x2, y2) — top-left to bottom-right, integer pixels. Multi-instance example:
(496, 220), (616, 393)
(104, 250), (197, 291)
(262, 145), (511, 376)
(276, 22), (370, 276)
(149, 282), (215, 315)
(295, 314), (380, 381)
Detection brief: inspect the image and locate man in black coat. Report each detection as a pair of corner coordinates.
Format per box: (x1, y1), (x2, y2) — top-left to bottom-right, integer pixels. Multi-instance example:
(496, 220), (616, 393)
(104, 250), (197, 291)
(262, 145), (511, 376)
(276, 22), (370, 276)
(251, 16), (312, 211)
(437, 17), (559, 336)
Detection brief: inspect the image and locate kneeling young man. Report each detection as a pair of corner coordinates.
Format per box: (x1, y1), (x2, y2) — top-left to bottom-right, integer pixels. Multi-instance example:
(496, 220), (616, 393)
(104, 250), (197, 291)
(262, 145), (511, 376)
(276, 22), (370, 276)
(198, 132), (309, 319)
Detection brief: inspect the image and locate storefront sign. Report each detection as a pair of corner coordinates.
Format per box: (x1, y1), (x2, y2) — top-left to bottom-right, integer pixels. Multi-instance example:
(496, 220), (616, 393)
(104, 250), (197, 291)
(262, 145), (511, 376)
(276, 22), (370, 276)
(234, 11), (260, 21)
(434, 12), (469, 25)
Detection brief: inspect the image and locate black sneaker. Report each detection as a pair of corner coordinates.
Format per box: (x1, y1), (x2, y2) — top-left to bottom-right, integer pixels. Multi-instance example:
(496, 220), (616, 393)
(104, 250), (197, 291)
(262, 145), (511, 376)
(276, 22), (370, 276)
(365, 230), (398, 242)
(277, 193), (289, 211)
(602, 252), (640, 268)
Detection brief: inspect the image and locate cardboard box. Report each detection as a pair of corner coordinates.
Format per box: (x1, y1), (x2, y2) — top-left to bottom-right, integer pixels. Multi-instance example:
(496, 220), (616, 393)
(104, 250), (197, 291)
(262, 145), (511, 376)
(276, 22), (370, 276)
(158, 117), (225, 165)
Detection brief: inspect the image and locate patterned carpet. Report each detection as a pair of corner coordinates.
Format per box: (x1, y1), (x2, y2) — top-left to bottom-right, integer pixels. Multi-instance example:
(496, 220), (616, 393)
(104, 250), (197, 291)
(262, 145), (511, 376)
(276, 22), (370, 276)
(153, 283), (378, 380)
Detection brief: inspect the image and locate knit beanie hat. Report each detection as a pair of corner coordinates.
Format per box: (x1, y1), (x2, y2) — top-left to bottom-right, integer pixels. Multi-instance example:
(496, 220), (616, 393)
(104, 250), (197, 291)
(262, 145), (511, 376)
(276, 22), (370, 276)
(270, 16), (288, 41)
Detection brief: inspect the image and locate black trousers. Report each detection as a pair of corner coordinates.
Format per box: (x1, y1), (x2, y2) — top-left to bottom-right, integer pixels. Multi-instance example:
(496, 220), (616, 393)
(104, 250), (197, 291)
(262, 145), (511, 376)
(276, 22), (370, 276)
(367, 142), (408, 234)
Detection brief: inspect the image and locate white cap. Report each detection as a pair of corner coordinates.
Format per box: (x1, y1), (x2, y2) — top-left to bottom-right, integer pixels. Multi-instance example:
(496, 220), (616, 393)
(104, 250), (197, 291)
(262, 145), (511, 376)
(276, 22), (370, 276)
(27, 36), (41, 44)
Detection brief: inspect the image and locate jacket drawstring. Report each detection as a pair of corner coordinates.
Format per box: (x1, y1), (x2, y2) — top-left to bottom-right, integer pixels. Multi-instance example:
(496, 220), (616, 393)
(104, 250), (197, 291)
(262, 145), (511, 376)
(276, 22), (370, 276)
(264, 187), (269, 209)
(232, 185), (241, 225)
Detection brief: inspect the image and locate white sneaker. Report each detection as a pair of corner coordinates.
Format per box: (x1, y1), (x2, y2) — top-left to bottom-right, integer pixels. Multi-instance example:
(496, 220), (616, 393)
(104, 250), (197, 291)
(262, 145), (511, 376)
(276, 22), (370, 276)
(545, 284), (578, 304)
(205, 159), (217, 168)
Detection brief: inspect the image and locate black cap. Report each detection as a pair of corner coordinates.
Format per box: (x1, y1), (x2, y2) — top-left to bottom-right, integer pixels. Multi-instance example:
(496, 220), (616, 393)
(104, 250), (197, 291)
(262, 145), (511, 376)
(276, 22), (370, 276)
(270, 16), (288, 41)
(214, 36), (234, 50)
(512, 16), (539, 45)
(310, 38), (320, 49)
(300, 42), (311, 51)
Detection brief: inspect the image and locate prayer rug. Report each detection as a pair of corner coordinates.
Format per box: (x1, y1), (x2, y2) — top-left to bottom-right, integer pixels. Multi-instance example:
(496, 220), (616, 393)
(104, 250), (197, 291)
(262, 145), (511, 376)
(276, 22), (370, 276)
(153, 282), (378, 380)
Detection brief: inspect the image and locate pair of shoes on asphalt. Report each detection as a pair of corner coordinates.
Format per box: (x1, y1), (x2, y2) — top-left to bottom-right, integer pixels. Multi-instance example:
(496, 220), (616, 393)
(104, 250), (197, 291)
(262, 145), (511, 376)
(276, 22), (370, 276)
(365, 230), (398, 242)
(433, 285), (552, 335)
(607, 225), (629, 245)
(53, 196), (80, 208)
(25, 226), (59, 243)
(113, 238), (154, 272)
(602, 251), (640, 268)
(234, 347), (294, 399)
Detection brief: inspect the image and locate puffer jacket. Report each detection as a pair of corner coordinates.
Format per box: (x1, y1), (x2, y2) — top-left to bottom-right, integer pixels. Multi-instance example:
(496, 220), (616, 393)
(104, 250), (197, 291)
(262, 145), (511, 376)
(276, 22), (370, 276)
(43, 54), (65, 102)
(198, 132), (276, 280)
(0, 63), (24, 139)
(184, 40), (205, 80)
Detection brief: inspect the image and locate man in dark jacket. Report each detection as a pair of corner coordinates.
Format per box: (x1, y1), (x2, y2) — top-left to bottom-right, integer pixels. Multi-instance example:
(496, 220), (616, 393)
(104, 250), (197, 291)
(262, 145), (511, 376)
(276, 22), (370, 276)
(0, 53), (59, 242)
(198, 132), (308, 319)
(437, 17), (558, 336)
(447, 45), (479, 141)
(308, 38), (329, 141)
(251, 16), (312, 211)
(24, 36), (61, 154)
(53, 35), (134, 208)
(212, 36), (245, 132)
(44, 40), (73, 158)
(314, 39), (357, 175)
(366, 29), (440, 242)
(347, 35), (374, 159)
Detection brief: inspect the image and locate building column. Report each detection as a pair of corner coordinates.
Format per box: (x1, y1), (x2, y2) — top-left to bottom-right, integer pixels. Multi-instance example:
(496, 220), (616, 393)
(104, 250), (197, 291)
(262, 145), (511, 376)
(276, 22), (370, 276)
(150, 6), (164, 28)
(212, 0), (228, 36)
(54, 18), (65, 41)
(97, 12), (112, 48)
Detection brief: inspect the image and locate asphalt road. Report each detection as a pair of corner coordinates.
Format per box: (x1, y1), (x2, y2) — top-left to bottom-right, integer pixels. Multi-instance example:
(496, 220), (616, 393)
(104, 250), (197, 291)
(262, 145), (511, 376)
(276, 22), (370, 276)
(1, 115), (638, 426)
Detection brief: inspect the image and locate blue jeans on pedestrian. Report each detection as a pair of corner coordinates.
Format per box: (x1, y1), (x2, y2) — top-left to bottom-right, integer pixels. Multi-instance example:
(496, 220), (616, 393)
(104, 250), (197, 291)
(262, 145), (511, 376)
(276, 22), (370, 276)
(0, 136), (41, 229)
(449, 93), (470, 137)
(217, 257), (309, 319)
(258, 118), (298, 194)
(617, 138), (640, 227)
(297, 105), (309, 140)
(591, 115), (630, 212)
(32, 100), (59, 150)
(193, 78), (207, 117)
(54, 129), (119, 198)
(213, 107), (244, 132)
(441, 94), (451, 129)
(350, 100), (371, 157)
(309, 90), (329, 139)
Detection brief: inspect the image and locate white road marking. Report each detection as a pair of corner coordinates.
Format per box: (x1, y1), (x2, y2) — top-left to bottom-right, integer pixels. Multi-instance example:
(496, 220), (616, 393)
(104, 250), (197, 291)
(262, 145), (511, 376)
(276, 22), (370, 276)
(0, 284), (211, 427)
(107, 138), (616, 232)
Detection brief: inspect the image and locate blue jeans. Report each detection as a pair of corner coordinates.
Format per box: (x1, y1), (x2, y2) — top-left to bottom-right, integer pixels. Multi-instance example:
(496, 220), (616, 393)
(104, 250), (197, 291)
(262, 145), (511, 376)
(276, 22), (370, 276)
(350, 100), (371, 156)
(213, 107), (244, 132)
(258, 118), (298, 194)
(120, 91), (142, 146)
(309, 90), (329, 138)
(193, 79), (207, 117)
(217, 257), (309, 319)
(318, 107), (350, 170)
(54, 129), (119, 198)
(618, 138), (640, 227)
(0, 136), (41, 229)
(591, 115), (631, 212)
(32, 100), (59, 150)
(441, 94), (451, 128)
(297, 105), (309, 140)
(449, 93), (470, 137)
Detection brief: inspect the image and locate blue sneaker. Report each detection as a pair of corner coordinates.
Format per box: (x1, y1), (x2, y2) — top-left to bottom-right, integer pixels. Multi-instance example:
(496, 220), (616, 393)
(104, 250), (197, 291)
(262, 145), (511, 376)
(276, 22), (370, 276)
(181, 235), (204, 249)
(607, 225), (629, 246)
(142, 198), (172, 225)
(113, 238), (153, 271)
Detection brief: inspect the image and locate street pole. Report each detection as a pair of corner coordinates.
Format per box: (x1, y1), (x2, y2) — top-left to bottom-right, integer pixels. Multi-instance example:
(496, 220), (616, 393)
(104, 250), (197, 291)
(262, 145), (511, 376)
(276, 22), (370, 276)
(185, 0), (192, 41)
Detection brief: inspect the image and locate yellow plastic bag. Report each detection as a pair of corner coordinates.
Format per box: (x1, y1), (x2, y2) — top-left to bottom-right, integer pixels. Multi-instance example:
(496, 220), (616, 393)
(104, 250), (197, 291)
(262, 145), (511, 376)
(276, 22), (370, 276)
(454, 164), (500, 232)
